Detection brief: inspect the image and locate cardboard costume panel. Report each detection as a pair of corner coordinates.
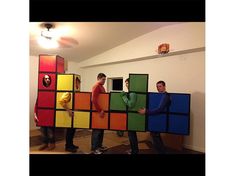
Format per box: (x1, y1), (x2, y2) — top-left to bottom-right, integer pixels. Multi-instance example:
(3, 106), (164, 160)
(39, 55), (64, 73)
(38, 73), (56, 90)
(56, 92), (73, 109)
(56, 56), (65, 73)
(37, 91), (55, 108)
(110, 113), (127, 131)
(57, 74), (73, 91)
(36, 55), (191, 135)
(129, 74), (148, 93)
(148, 93), (167, 132)
(169, 94), (190, 114)
(39, 55), (57, 72)
(74, 92), (91, 110)
(128, 112), (146, 131)
(55, 110), (72, 128)
(168, 115), (189, 135)
(128, 94), (147, 111)
(91, 112), (109, 129)
(37, 109), (55, 127)
(110, 92), (127, 111)
(73, 111), (90, 128)
(92, 93), (109, 111)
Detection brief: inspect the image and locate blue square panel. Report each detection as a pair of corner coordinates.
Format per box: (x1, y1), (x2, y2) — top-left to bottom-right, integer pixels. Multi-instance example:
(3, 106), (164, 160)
(169, 94), (190, 114)
(168, 115), (189, 135)
(148, 114), (167, 132)
(148, 93), (163, 110)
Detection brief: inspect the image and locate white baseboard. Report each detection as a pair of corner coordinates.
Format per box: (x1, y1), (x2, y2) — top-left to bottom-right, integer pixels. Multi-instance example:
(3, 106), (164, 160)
(183, 144), (205, 153)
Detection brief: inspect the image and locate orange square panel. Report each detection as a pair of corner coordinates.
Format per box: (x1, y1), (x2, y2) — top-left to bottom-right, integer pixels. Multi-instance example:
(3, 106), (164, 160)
(110, 113), (127, 131)
(74, 92), (91, 110)
(91, 112), (108, 129)
(92, 93), (109, 111)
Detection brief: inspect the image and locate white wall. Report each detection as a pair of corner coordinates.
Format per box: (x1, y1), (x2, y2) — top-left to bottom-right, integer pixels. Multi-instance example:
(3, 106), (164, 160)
(29, 55), (39, 130)
(79, 22), (205, 67)
(78, 22), (205, 152)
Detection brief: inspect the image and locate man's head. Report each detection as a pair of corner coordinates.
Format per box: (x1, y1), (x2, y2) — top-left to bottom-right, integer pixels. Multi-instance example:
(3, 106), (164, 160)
(156, 80), (166, 93)
(43, 75), (51, 87)
(97, 73), (106, 85)
(125, 78), (129, 90)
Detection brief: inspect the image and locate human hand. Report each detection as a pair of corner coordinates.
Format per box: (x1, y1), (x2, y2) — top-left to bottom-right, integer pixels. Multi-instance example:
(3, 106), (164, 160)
(138, 108), (146, 115)
(68, 110), (74, 117)
(34, 114), (39, 123)
(99, 110), (105, 118)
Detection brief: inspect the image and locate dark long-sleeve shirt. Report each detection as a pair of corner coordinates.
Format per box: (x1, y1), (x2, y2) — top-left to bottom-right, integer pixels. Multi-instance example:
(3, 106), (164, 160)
(147, 92), (171, 115)
(120, 92), (137, 109)
(92, 82), (106, 112)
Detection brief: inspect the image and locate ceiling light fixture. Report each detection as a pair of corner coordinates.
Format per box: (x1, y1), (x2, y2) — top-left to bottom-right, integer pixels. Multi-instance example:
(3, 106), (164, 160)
(37, 23), (59, 49)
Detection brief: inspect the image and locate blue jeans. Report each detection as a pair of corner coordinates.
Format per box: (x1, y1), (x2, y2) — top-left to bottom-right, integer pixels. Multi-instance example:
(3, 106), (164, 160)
(65, 128), (76, 148)
(128, 131), (139, 154)
(40, 127), (55, 144)
(150, 132), (166, 154)
(91, 129), (104, 150)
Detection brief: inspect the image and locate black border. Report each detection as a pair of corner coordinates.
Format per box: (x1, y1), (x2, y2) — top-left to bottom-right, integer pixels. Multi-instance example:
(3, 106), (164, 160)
(30, 0), (205, 22)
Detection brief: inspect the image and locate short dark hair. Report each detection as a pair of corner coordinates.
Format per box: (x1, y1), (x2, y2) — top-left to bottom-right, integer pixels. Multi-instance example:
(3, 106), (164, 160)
(156, 80), (166, 86)
(125, 78), (129, 82)
(97, 73), (106, 79)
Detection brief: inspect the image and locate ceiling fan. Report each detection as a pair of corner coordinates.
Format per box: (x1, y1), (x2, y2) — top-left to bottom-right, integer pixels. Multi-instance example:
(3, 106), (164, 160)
(30, 22), (79, 49)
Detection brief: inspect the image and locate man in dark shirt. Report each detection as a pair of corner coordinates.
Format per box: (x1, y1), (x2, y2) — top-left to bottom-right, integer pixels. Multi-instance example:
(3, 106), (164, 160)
(138, 80), (171, 154)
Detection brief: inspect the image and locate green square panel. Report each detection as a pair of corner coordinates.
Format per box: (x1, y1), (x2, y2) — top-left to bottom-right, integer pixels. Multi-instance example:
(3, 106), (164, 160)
(128, 94), (147, 111)
(129, 74), (148, 92)
(128, 112), (146, 131)
(110, 92), (127, 111)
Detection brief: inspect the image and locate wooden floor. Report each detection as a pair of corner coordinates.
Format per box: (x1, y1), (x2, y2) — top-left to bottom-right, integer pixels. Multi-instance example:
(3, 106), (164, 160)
(30, 129), (202, 154)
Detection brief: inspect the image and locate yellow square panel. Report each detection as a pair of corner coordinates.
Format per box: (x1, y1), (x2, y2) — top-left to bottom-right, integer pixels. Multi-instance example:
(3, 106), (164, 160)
(73, 111), (90, 128)
(55, 111), (72, 128)
(57, 74), (73, 91)
(56, 92), (73, 109)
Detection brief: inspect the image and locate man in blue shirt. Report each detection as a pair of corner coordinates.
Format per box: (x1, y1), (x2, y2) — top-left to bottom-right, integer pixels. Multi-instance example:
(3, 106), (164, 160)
(138, 80), (171, 154)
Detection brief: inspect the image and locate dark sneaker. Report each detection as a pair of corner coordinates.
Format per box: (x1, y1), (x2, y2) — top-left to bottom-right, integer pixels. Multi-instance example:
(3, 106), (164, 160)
(71, 144), (79, 149)
(117, 131), (124, 137)
(126, 149), (138, 155)
(38, 144), (48, 151)
(98, 146), (108, 152)
(47, 143), (56, 150)
(91, 149), (103, 154)
(65, 147), (77, 153)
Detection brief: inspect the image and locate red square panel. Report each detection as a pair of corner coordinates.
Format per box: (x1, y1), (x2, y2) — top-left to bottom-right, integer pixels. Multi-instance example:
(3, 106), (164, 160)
(110, 113), (127, 130)
(92, 93), (109, 111)
(38, 91), (55, 108)
(57, 56), (65, 73)
(37, 109), (55, 127)
(74, 92), (91, 110)
(39, 55), (56, 72)
(91, 112), (108, 129)
(38, 73), (56, 90)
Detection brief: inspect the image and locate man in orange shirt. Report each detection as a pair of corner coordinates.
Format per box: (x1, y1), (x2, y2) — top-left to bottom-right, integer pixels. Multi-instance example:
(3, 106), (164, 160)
(91, 73), (108, 154)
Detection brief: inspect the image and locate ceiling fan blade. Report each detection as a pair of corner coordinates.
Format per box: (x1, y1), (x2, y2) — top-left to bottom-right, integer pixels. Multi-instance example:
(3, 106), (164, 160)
(59, 37), (79, 45)
(57, 40), (74, 48)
